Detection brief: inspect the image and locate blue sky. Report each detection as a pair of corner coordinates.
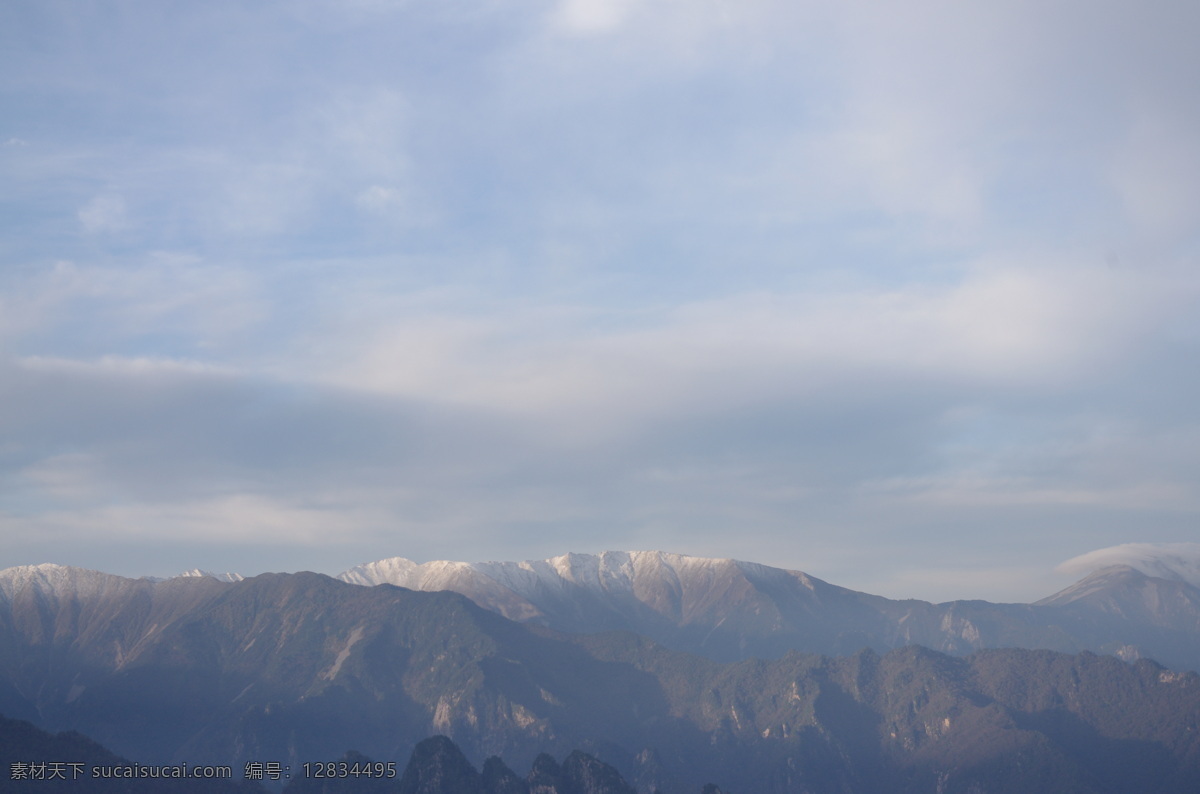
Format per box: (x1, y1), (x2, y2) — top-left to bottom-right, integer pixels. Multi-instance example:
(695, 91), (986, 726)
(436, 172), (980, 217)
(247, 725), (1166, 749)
(1, 0), (1198, 601)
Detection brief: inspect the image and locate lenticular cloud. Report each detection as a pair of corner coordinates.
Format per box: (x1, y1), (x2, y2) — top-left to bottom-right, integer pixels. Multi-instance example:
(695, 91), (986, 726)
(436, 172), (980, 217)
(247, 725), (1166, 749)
(1057, 543), (1200, 588)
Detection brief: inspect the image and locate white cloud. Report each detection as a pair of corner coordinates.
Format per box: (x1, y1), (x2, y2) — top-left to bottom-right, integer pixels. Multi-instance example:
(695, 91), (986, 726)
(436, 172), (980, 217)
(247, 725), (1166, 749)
(78, 194), (129, 233)
(354, 183), (434, 225)
(18, 354), (235, 379)
(355, 185), (402, 213)
(315, 257), (1179, 426)
(872, 475), (1195, 512)
(216, 162), (314, 235)
(551, 0), (637, 35)
(15, 453), (105, 502)
(318, 87), (410, 178)
(0, 257), (265, 352)
(0, 494), (386, 547)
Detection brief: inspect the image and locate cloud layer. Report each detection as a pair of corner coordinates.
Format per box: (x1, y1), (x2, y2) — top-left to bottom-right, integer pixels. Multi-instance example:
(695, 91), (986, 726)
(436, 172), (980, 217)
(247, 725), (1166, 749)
(1, 0), (1197, 602)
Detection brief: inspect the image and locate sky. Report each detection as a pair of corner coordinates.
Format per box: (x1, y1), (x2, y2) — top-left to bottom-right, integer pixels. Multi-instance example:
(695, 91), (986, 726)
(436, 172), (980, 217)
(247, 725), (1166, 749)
(1, 0), (1198, 603)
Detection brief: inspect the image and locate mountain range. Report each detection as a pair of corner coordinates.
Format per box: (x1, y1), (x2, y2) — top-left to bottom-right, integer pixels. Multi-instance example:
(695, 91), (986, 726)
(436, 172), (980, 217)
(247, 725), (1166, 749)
(338, 550), (1200, 670)
(2, 551), (1199, 792)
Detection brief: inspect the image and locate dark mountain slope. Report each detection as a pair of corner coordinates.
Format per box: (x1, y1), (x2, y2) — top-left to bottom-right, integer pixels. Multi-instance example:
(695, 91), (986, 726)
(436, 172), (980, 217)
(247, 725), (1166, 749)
(2, 571), (671, 773)
(569, 634), (1200, 793)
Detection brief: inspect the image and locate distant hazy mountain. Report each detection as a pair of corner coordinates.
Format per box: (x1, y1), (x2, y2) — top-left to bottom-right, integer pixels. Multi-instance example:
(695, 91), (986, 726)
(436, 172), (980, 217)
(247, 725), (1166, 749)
(337, 550), (1200, 671)
(1, 566), (1199, 793)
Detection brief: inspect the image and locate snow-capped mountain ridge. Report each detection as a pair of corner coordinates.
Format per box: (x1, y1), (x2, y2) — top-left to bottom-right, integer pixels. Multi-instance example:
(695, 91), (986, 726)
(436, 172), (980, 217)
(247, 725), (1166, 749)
(333, 550), (1200, 668)
(337, 550), (783, 625)
(0, 563), (244, 604)
(6, 550), (1200, 670)
(340, 550), (761, 592)
(0, 563), (118, 602)
(336, 550), (894, 659)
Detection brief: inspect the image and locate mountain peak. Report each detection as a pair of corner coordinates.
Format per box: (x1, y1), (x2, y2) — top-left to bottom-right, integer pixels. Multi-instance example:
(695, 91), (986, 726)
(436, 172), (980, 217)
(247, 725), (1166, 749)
(174, 568), (245, 583)
(1056, 543), (1200, 589)
(1032, 562), (1200, 628)
(338, 556), (421, 586)
(1035, 565), (1152, 607)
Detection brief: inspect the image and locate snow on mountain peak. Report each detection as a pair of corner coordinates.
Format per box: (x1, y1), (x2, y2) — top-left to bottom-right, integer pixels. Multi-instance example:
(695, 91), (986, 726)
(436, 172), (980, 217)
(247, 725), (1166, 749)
(175, 569), (245, 583)
(0, 563), (129, 602)
(0, 564), (248, 603)
(338, 557), (422, 587)
(1057, 543), (1200, 589)
(338, 551), (752, 592)
(333, 550), (786, 628)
